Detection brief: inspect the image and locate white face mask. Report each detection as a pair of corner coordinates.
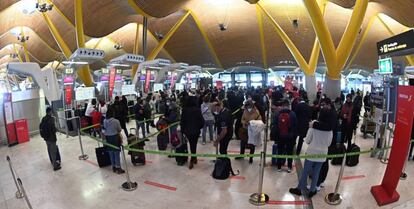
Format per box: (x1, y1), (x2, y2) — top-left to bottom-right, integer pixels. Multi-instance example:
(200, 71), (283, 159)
(166, 102), (170, 106)
(247, 108), (252, 112)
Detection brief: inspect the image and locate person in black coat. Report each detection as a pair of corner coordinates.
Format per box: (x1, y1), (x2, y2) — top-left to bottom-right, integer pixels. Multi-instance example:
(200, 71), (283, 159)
(180, 96), (205, 169)
(294, 97), (311, 155)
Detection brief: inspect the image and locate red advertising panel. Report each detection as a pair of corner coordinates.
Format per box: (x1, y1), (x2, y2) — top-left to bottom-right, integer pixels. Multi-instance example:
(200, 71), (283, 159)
(371, 85), (414, 206)
(65, 85), (72, 104)
(108, 68), (116, 99)
(3, 93), (17, 146)
(145, 69), (151, 93)
(15, 119), (29, 144)
(170, 74), (176, 90)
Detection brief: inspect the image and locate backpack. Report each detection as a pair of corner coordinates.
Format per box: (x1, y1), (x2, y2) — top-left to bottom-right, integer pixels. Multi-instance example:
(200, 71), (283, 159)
(278, 112), (291, 136)
(39, 117), (52, 139)
(212, 158), (239, 180)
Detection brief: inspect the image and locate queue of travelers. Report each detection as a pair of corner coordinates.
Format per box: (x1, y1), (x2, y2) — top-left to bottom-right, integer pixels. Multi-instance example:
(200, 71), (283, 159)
(40, 84), (370, 199)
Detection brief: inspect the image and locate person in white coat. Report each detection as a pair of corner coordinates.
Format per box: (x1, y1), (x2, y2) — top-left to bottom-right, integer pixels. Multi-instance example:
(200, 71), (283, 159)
(289, 104), (333, 198)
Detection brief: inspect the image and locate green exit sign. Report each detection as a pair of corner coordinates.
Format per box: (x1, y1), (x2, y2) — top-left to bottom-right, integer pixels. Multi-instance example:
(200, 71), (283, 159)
(378, 58), (393, 74)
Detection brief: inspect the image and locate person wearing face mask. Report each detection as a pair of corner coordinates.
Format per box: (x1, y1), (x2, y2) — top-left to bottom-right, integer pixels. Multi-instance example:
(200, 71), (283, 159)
(236, 100), (261, 163)
(212, 101), (233, 154)
(340, 94), (355, 148)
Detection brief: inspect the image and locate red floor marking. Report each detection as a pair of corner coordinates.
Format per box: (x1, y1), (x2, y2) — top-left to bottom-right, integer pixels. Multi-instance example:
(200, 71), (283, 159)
(144, 181), (177, 191)
(228, 150), (240, 154)
(267, 200), (311, 205)
(198, 159), (205, 162)
(145, 160), (153, 164)
(84, 159), (99, 167)
(230, 176), (246, 180)
(342, 175), (366, 181)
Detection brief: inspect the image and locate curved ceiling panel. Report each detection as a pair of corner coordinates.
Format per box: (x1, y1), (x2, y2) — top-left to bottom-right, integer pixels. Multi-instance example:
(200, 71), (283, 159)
(131, 0), (191, 18)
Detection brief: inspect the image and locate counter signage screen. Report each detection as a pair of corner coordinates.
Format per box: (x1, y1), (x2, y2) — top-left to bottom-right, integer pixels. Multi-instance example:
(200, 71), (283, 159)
(145, 69), (151, 93)
(75, 87), (95, 101)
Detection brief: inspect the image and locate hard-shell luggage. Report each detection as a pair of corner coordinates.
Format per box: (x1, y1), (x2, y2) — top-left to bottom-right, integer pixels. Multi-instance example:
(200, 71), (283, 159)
(128, 128), (145, 166)
(95, 146), (111, 168)
(346, 144), (360, 167)
(156, 118), (169, 150)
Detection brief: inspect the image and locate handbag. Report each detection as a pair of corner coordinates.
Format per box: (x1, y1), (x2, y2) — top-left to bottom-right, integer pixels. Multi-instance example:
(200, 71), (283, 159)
(238, 127), (248, 141)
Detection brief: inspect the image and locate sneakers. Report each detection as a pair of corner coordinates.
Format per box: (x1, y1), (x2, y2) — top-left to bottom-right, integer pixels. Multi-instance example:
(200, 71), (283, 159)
(277, 168), (283, 172)
(116, 168), (125, 174)
(53, 165), (62, 171)
(202, 142), (206, 145)
(319, 182), (325, 188)
(289, 188), (302, 196)
(307, 185), (321, 191)
(287, 168), (292, 173)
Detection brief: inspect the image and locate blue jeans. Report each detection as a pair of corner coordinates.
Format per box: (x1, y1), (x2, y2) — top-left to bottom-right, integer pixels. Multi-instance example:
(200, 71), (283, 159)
(107, 150), (121, 168)
(136, 121), (146, 138)
(298, 160), (323, 192)
(202, 120), (214, 143)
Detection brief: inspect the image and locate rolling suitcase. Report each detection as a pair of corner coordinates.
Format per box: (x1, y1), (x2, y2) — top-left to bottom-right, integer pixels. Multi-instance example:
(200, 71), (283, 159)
(331, 143), (346, 165)
(128, 128), (145, 166)
(175, 133), (188, 166)
(346, 133), (360, 167)
(95, 146), (111, 168)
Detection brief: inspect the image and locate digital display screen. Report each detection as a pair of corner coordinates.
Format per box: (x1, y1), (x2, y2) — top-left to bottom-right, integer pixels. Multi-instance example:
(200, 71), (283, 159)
(75, 87), (95, 101)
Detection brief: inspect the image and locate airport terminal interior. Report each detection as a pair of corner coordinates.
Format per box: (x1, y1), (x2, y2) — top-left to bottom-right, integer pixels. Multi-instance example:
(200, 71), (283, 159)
(1, 0), (414, 208)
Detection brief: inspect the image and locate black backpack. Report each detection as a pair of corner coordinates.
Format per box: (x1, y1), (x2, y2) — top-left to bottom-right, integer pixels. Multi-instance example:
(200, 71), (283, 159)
(212, 157), (239, 180)
(39, 117), (52, 139)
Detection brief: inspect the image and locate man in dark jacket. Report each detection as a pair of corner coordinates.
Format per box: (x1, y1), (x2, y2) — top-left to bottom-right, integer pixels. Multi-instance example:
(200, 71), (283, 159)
(40, 107), (61, 171)
(134, 98), (146, 138)
(272, 99), (297, 173)
(112, 96), (128, 136)
(181, 96), (205, 169)
(294, 97), (311, 155)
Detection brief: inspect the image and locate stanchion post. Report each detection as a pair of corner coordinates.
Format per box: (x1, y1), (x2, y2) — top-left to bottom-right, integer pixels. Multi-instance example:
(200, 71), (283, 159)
(6, 156), (24, 199)
(17, 178), (33, 209)
(77, 117), (88, 160)
(120, 145), (138, 191)
(325, 152), (347, 205)
(249, 117), (270, 206)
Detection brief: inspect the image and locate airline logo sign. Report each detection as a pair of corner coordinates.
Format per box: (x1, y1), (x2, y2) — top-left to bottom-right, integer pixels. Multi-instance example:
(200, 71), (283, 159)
(377, 29), (414, 56)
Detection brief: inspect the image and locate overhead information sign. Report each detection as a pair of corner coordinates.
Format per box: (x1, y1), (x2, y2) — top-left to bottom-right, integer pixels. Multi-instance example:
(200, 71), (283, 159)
(378, 58), (393, 74)
(76, 87), (95, 101)
(377, 29), (414, 57)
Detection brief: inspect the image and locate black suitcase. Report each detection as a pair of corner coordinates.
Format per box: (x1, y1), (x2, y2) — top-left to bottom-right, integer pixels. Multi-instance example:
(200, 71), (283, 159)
(157, 133), (169, 151)
(346, 144), (360, 167)
(175, 135), (188, 166)
(95, 147), (111, 168)
(128, 128), (146, 166)
(331, 143), (346, 165)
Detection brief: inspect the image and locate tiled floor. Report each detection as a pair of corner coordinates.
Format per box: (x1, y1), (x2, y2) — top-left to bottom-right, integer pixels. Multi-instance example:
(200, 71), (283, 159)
(1, 120), (414, 209)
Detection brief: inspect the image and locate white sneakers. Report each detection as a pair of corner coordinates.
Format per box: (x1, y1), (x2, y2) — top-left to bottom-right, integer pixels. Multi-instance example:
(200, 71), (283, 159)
(306, 185), (321, 191)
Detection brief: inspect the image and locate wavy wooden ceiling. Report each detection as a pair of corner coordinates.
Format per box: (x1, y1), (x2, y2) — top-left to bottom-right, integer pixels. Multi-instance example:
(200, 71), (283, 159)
(0, 0), (413, 72)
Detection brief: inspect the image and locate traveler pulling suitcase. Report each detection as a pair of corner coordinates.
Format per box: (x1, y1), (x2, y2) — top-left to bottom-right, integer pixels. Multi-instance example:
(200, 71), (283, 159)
(175, 132), (188, 166)
(128, 128), (145, 166)
(331, 131), (346, 165)
(346, 133), (360, 167)
(156, 117), (169, 151)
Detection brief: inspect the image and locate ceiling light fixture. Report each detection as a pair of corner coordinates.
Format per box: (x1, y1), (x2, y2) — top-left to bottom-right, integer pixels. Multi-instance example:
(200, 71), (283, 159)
(114, 44), (123, 50)
(62, 61), (89, 65)
(17, 34), (29, 43)
(20, 0), (37, 15)
(36, 2), (53, 13)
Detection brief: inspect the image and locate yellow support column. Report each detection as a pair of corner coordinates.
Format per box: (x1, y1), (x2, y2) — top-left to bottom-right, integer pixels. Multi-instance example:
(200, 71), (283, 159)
(256, 5), (268, 68)
(132, 23), (142, 78)
(346, 15), (377, 69)
(40, 12), (73, 58)
(189, 10), (223, 69)
(12, 44), (23, 63)
(74, 0), (94, 86)
(147, 11), (191, 60)
(20, 27), (30, 62)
